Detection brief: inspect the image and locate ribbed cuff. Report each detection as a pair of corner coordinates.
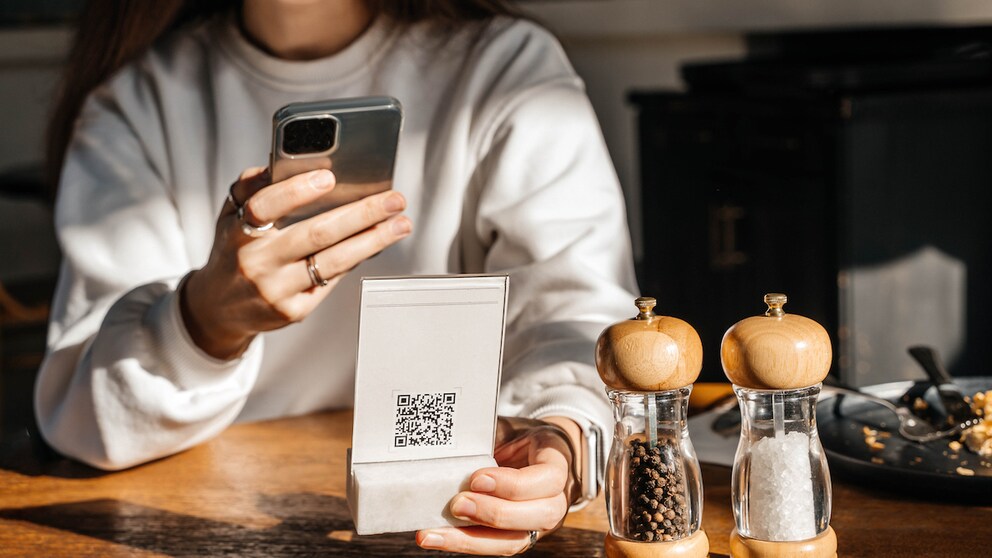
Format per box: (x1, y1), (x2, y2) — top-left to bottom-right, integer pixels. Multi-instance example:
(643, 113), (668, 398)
(519, 384), (612, 443)
(149, 279), (261, 390)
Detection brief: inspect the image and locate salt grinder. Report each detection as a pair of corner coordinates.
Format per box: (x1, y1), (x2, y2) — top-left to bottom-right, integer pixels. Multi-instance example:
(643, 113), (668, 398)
(595, 297), (709, 558)
(721, 294), (837, 557)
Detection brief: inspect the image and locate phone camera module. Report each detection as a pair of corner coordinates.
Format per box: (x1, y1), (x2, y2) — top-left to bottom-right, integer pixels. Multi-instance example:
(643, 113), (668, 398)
(282, 117), (337, 155)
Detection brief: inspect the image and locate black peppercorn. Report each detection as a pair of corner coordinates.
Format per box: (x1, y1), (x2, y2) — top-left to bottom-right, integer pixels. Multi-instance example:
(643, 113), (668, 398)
(625, 438), (690, 541)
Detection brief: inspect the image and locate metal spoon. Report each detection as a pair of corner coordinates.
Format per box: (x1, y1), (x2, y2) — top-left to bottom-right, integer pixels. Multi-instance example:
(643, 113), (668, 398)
(825, 385), (941, 442)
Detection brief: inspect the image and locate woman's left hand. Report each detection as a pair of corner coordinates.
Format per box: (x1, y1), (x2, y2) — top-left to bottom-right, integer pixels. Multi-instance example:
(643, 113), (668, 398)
(416, 416), (582, 555)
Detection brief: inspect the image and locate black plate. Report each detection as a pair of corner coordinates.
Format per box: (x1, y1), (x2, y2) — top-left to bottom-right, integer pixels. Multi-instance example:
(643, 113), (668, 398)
(817, 377), (991, 505)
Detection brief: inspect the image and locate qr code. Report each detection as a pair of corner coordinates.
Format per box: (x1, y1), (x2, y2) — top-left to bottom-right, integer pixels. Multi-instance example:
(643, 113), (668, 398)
(394, 392), (457, 448)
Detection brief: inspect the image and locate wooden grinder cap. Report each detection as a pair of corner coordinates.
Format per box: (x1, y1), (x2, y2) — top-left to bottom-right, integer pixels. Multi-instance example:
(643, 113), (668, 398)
(595, 297), (703, 392)
(721, 293), (832, 389)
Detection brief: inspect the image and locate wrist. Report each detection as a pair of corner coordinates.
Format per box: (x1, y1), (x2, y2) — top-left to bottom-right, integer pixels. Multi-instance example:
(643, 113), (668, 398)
(179, 270), (253, 360)
(541, 416), (583, 470)
(540, 414), (602, 511)
(541, 416), (599, 511)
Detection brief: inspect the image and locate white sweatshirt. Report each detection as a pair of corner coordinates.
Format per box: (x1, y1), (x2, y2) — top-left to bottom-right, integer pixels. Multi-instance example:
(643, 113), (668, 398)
(36, 14), (638, 470)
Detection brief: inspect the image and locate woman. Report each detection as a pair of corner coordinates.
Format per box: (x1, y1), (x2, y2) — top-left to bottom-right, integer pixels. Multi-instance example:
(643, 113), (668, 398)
(38, 0), (638, 554)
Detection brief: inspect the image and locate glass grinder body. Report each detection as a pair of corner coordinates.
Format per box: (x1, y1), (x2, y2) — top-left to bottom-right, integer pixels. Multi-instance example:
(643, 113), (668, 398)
(721, 293), (838, 557)
(596, 297), (710, 558)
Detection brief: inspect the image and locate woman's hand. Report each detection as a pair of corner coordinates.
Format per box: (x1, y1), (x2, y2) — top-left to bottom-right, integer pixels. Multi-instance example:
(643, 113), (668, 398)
(416, 416), (583, 556)
(181, 167), (411, 359)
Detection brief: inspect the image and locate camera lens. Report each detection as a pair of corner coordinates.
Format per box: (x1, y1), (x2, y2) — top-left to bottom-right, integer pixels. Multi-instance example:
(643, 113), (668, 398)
(282, 117), (337, 155)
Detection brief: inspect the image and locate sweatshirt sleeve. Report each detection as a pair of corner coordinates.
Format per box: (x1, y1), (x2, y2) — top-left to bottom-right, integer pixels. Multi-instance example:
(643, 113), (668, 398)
(473, 72), (639, 448)
(34, 83), (262, 471)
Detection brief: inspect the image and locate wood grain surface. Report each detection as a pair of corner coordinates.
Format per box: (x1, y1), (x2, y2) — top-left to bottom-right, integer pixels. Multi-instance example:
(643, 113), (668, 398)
(721, 295), (832, 390)
(0, 410), (988, 557)
(595, 297), (704, 392)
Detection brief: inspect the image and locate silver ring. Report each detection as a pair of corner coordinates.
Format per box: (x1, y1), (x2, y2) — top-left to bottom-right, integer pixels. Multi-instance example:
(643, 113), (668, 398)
(237, 205), (274, 237)
(227, 181), (243, 210)
(524, 530), (539, 552)
(306, 255), (328, 288)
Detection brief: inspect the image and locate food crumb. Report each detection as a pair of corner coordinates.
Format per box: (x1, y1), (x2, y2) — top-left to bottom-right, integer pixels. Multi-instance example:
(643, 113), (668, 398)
(862, 426), (885, 450)
(328, 530), (354, 542)
(960, 390), (992, 458)
(955, 466), (975, 476)
(949, 441), (962, 452)
(865, 437), (885, 450)
(871, 457), (884, 465)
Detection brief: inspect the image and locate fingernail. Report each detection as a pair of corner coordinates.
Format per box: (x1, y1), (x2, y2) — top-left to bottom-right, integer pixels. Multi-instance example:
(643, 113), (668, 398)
(392, 217), (412, 236)
(383, 193), (405, 213)
(450, 495), (476, 520)
(471, 474), (497, 493)
(420, 532), (445, 548)
(308, 170), (333, 189)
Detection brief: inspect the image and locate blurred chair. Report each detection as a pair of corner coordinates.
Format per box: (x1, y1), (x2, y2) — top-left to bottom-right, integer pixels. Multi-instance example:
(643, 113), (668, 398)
(0, 282), (48, 328)
(0, 165), (57, 435)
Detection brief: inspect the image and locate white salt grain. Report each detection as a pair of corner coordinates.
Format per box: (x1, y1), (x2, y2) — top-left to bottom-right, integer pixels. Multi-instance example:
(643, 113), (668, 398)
(747, 431), (816, 541)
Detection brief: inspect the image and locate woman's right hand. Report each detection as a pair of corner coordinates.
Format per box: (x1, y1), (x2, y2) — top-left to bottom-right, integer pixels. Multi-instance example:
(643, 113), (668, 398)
(180, 167), (411, 360)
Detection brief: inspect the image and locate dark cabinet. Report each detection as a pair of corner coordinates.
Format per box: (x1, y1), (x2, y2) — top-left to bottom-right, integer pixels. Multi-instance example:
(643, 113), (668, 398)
(631, 87), (992, 385)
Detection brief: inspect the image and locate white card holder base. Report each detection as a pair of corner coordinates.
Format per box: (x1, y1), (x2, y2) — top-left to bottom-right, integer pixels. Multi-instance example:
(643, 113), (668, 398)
(347, 451), (497, 535)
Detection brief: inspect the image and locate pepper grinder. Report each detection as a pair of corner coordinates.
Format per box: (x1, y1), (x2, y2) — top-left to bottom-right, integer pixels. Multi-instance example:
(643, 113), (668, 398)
(595, 297), (709, 558)
(721, 293), (837, 557)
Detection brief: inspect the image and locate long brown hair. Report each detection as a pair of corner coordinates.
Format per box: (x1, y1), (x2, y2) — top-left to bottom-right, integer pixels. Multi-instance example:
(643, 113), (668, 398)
(45, 0), (520, 199)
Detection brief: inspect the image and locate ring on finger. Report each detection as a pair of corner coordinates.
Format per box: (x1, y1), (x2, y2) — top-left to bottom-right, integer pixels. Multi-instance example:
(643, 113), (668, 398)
(306, 254), (329, 288)
(237, 205), (274, 237)
(227, 181), (243, 210)
(524, 530), (539, 553)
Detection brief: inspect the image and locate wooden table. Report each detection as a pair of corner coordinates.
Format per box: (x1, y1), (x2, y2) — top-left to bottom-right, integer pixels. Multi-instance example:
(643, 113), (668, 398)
(0, 411), (988, 557)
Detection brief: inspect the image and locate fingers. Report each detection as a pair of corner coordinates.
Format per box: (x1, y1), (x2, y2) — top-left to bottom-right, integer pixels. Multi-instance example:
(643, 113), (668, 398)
(492, 423), (573, 483)
(449, 491), (567, 532)
(414, 422), (576, 555)
(309, 213), (411, 282)
(417, 526), (536, 556)
(220, 167), (411, 311)
(240, 169), (335, 226)
(265, 213), (411, 296)
(226, 167), (269, 214)
(469, 463), (567, 501)
(276, 189), (408, 263)
(239, 166), (268, 181)
(258, 272), (343, 325)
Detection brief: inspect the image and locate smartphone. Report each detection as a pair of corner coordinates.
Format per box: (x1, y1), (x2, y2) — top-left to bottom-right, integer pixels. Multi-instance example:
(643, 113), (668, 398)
(270, 96), (403, 227)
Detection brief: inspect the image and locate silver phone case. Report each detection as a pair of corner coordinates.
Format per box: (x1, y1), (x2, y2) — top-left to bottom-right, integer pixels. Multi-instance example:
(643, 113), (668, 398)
(270, 96), (403, 226)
